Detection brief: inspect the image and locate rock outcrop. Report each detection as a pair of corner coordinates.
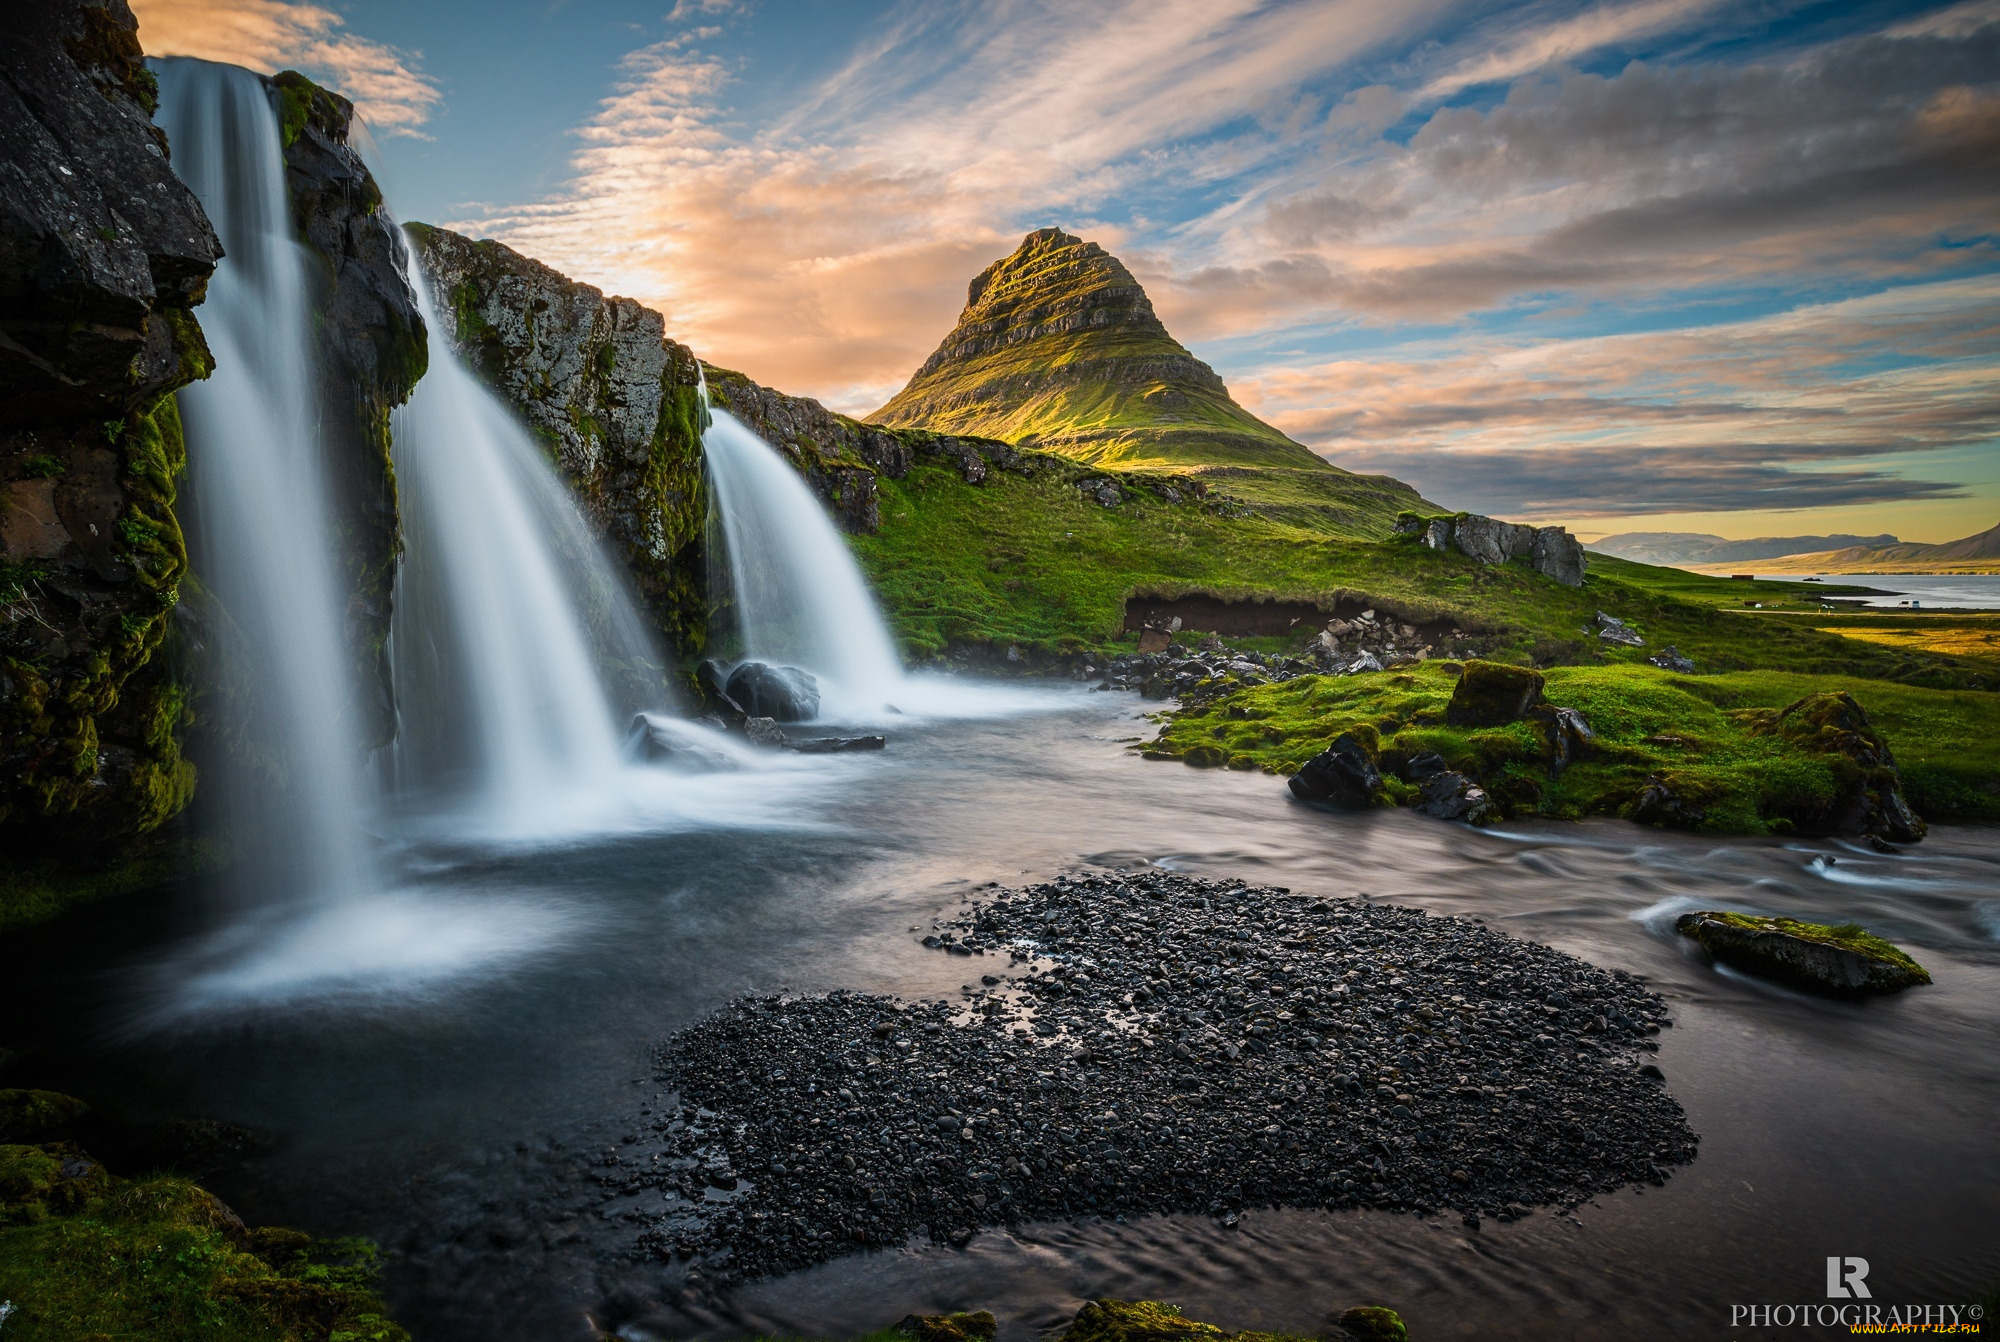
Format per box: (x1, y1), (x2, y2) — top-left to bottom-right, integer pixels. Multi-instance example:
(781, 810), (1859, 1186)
(1675, 911), (1931, 994)
(873, 229), (1325, 471)
(267, 71), (426, 745)
(1396, 511), (1588, 587)
(406, 224), (710, 655)
(1738, 690), (1926, 844)
(1, 0), (221, 906)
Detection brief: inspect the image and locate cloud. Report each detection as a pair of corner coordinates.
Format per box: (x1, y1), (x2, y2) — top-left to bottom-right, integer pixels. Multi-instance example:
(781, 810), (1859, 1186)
(1417, 0), (1730, 101)
(1231, 275), (2000, 517)
(129, 0), (442, 135)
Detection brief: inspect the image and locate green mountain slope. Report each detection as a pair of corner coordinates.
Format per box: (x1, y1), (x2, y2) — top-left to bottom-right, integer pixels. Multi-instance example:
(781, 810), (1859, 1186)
(872, 228), (1332, 472)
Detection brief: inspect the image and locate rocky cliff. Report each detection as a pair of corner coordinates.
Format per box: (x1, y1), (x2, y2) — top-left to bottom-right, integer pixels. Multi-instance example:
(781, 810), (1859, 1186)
(1, 0), (221, 915)
(872, 229), (1321, 471)
(406, 225), (710, 655)
(267, 70), (426, 746)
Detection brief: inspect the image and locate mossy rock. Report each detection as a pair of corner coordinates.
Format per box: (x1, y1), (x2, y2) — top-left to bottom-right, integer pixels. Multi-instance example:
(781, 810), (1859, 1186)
(897, 1310), (998, 1342)
(0, 1091), (88, 1143)
(1059, 1300), (1226, 1342)
(1675, 911), (1931, 994)
(1444, 660), (1545, 727)
(0, 1143), (111, 1225)
(1336, 1307), (1408, 1342)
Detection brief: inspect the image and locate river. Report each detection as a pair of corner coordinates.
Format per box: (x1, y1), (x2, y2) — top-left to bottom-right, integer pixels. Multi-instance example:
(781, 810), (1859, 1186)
(2, 685), (1995, 1341)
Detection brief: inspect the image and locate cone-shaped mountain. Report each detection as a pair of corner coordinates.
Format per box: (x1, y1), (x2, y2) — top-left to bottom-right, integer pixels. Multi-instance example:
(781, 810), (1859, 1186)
(871, 228), (1327, 471)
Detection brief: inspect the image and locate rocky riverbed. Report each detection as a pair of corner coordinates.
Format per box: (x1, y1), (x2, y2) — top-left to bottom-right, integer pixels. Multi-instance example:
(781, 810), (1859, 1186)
(621, 872), (1696, 1287)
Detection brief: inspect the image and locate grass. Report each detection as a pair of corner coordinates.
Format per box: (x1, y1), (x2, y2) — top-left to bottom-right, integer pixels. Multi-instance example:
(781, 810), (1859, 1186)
(853, 461), (1993, 695)
(1144, 663), (2000, 830)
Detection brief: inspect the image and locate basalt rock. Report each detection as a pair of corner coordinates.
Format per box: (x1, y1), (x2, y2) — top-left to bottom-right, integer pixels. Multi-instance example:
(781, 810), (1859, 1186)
(265, 70), (426, 746)
(1444, 660), (1546, 727)
(1, 0), (221, 911)
(724, 661), (820, 722)
(1674, 911), (1931, 995)
(1288, 731), (1384, 806)
(1396, 512), (1587, 587)
(407, 225), (710, 656)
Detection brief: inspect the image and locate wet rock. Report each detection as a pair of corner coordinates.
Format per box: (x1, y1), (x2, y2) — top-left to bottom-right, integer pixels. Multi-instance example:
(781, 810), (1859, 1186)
(1287, 732), (1384, 806)
(628, 714), (740, 771)
(1675, 911), (1931, 995)
(1628, 776), (1703, 828)
(741, 717), (788, 748)
(1060, 1299), (1223, 1342)
(1443, 661), (1545, 728)
(1593, 612), (1645, 647)
(1335, 1306), (1409, 1342)
(1648, 645), (1696, 674)
(1526, 704), (1595, 774)
(634, 871), (1694, 1286)
(725, 662), (821, 722)
(788, 734), (887, 754)
(897, 1310), (998, 1342)
(1411, 771), (1494, 824)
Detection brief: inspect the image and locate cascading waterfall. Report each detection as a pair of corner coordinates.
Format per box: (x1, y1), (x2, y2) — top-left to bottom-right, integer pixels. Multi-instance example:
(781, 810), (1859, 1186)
(154, 60), (376, 905)
(388, 258), (672, 823)
(701, 395), (906, 719)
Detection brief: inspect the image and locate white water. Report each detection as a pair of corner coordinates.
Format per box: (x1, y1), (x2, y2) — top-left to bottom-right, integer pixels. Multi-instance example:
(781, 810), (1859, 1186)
(154, 60), (376, 906)
(702, 407), (907, 719)
(388, 259), (671, 826)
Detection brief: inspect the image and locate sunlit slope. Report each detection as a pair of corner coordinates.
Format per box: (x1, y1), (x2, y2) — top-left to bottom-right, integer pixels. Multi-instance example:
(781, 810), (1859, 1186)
(874, 229), (1351, 474)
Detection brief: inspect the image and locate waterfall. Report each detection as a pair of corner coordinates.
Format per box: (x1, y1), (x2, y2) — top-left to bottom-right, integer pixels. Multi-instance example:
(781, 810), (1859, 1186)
(154, 60), (376, 905)
(388, 258), (671, 824)
(701, 403), (906, 719)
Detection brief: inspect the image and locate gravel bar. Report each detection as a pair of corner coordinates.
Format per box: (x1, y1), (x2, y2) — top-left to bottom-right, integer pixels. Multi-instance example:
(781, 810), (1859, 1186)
(627, 871), (1697, 1284)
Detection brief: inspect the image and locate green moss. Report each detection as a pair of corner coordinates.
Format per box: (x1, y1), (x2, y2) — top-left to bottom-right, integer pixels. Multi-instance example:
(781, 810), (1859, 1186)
(1692, 911), (1931, 980)
(0, 1092), (89, 1144)
(895, 1311), (997, 1342)
(1444, 660), (1544, 727)
(0, 1147), (409, 1342)
(269, 70), (346, 150)
(1150, 663), (1989, 833)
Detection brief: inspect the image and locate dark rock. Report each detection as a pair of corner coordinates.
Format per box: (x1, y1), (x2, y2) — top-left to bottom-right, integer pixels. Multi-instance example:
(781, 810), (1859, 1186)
(265, 70), (426, 745)
(0, 1089), (89, 1142)
(1593, 612), (1645, 647)
(1444, 660), (1545, 727)
(741, 717), (787, 748)
(1628, 776), (1704, 828)
(696, 659), (742, 714)
(1675, 911), (1931, 995)
(1336, 1306), (1409, 1342)
(1648, 645), (1696, 674)
(1, 0), (221, 884)
(897, 1310), (997, 1342)
(1530, 527), (1587, 588)
(1288, 732), (1383, 806)
(628, 713), (740, 771)
(725, 662), (820, 722)
(1411, 771), (1494, 824)
(1525, 704), (1594, 774)
(1738, 691), (1925, 843)
(788, 734), (886, 754)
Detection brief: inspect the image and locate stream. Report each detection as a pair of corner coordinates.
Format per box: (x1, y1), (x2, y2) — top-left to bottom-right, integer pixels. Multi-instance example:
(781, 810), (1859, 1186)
(3, 685), (1996, 1341)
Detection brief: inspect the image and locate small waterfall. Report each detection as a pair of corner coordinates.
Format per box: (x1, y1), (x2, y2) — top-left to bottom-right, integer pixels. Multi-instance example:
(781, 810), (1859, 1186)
(154, 60), (376, 905)
(701, 402), (905, 719)
(388, 259), (670, 822)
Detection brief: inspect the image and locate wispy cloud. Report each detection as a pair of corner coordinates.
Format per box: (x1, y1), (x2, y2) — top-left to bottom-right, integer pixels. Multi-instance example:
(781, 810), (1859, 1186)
(130, 0), (443, 135)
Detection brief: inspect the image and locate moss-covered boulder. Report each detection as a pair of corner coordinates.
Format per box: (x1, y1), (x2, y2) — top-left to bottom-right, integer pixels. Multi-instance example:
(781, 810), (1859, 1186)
(1737, 691), (1926, 843)
(1287, 729), (1386, 806)
(0, 1090), (88, 1143)
(1059, 1300), (1227, 1342)
(1336, 1307), (1409, 1342)
(1444, 660), (1545, 727)
(1675, 911), (1931, 994)
(897, 1310), (998, 1342)
(0, 1143), (111, 1225)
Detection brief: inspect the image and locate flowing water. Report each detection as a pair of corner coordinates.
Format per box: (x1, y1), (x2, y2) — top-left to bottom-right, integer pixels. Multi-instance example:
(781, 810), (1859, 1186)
(153, 60), (377, 908)
(4, 691), (1995, 1341)
(388, 255), (673, 828)
(702, 408), (907, 720)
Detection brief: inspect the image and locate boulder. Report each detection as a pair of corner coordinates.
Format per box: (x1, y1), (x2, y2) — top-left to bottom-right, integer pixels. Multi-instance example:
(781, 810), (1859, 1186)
(789, 734), (887, 754)
(1444, 660), (1546, 727)
(1336, 1307), (1410, 1342)
(1628, 775), (1704, 828)
(1674, 911), (1931, 994)
(1739, 691), (1925, 843)
(1058, 1300), (1222, 1342)
(1594, 612), (1645, 646)
(1526, 703), (1595, 774)
(0, 1090), (89, 1143)
(627, 713), (740, 771)
(741, 716), (788, 747)
(897, 1312), (997, 1342)
(1648, 645), (1696, 673)
(1411, 771), (1495, 823)
(1530, 526), (1587, 587)
(725, 662), (821, 721)
(1402, 512), (1587, 586)
(1287, 732), (1384, 806)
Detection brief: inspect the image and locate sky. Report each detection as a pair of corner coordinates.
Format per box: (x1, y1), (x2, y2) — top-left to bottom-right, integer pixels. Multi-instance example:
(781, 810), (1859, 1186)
(131, 0), (2000, 543)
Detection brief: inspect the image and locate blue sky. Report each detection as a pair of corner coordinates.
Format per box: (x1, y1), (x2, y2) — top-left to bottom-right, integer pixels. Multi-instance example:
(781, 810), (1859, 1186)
(138, 0), (2000, 541)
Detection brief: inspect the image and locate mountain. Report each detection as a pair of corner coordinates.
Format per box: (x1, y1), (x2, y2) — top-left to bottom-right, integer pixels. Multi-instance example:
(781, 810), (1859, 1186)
(871, 228), (1325, 471)
(1591, 531), (1900, 566)
(1738, 521), (2000, 573)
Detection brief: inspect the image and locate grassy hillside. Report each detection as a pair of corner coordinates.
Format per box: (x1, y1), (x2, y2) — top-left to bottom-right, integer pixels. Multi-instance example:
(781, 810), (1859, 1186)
(852, 456), (1992, 692)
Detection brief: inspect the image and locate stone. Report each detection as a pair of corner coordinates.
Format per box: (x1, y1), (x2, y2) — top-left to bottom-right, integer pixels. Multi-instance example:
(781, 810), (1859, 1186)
(1137, 629), (1171, 653)
(1402, 513), (1585, 585)
(1648, 645), (1696, 673)
(897, 1311), (997, 1342)
(1530, 526), (1587, 587)
(1739, 691), (1926, 842)
(1411, 771), (1494, 823)
(1674, 911), (1931, 994)
(788, 735), (887, 754)
(0, 1089), (89, 1142)
(725, 662), (821, 722)
(1444, 660), (1546, 727)
(1628, 775), (1703, 828)
(1594, 612), (1646, 647)
(1526, 704), (1595, 774)
(1288, 732), (1384, 806)
(742, 717), (788, 747)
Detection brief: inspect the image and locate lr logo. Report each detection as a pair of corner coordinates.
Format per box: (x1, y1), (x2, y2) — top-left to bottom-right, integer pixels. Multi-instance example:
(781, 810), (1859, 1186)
(1827, 1256), (1872, 1299)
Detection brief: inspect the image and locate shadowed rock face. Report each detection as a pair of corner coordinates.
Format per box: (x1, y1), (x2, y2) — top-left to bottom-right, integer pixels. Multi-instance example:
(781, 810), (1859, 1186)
(1, 0), (221, 887)
(871, 228), (1326, 471)
(1395, 511), (1588, 587)
(406, 224), (711, 656)
(265, 70), (426, 746)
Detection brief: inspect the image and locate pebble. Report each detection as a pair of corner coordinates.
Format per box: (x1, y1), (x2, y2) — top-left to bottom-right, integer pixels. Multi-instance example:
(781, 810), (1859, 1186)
(631, 871), (1696, 1285)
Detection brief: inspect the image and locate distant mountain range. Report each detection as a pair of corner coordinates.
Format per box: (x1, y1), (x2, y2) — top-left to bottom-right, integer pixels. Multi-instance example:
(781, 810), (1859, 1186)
(1733, 521), (2000, 574)
(1590, 531), (1900, 566)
